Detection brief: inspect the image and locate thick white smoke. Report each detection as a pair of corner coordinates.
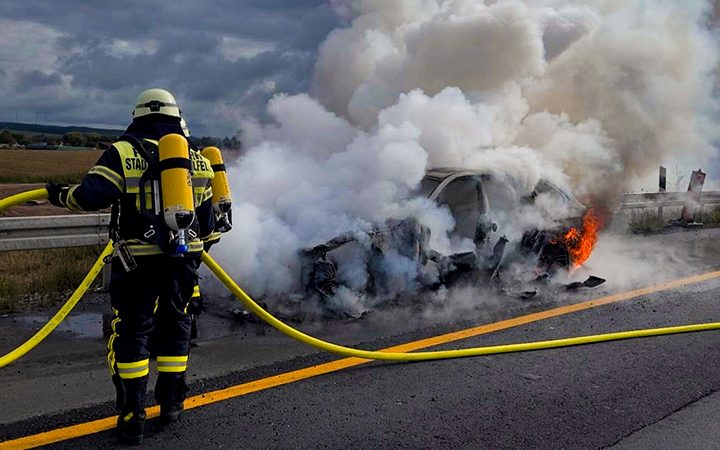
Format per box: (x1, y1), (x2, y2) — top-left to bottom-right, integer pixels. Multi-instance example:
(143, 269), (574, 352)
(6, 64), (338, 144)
(209, 0), (720, 305)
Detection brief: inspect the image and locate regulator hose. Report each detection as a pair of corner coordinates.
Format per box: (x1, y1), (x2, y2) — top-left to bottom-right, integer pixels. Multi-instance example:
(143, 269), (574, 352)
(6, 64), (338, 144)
(0, 188), (113, 368)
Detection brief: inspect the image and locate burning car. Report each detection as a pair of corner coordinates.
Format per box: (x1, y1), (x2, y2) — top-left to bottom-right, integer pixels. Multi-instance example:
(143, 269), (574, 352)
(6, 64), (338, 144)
(299, 168), (604, 309)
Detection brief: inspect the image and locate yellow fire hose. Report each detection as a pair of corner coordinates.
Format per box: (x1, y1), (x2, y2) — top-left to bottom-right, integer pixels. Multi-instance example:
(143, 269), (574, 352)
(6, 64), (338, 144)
(0, 242), (113, 368)
(2, 188), (720, 368)
(0, 188), (49, 210)
(0, 189), (113, 368)
(201, 252), (720, 360)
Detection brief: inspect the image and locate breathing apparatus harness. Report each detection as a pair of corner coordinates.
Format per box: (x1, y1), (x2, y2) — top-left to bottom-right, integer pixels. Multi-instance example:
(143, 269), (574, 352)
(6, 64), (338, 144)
(108, 134), (198, 271)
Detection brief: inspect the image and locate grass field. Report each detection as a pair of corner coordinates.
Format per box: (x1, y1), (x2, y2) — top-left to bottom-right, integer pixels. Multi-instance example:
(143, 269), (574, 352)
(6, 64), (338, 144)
(0, 247), (105, 313)
(0, 149), (102, 183)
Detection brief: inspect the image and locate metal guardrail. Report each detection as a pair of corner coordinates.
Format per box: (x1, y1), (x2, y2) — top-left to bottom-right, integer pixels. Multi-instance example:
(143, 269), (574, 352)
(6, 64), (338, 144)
(619, 191), (720, 210)
(0, 191), (719, 251)
(0, 214), (110, 251)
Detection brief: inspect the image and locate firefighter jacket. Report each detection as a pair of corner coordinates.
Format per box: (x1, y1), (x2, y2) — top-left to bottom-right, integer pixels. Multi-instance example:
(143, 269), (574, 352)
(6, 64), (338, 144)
(60, 134), (216, 257)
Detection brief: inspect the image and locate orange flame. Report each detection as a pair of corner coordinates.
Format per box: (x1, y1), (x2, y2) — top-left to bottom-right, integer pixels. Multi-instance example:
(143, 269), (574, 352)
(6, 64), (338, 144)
(555, 208), (603, 269)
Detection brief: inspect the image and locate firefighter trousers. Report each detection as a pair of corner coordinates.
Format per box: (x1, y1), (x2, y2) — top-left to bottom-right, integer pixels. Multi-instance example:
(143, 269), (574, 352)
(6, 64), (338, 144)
(106, 254), (199, 413)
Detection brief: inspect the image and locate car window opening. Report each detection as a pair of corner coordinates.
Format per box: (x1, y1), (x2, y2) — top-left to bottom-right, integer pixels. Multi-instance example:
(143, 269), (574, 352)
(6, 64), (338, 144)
(437, 177), (482, 241)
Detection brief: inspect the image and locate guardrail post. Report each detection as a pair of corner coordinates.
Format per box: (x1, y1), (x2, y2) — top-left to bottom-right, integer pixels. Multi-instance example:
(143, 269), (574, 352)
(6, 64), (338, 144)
(681, 169), (706, 224)
(101, 263), (111, 291)
(658, 166), (666, 221)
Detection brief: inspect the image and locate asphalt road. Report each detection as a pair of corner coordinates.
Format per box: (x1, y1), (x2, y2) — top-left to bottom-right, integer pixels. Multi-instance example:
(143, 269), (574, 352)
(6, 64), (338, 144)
(2, 228), (720, 449)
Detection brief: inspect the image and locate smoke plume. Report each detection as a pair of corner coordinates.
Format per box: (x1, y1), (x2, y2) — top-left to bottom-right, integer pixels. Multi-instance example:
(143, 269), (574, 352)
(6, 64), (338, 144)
(209, 0), (720, 306)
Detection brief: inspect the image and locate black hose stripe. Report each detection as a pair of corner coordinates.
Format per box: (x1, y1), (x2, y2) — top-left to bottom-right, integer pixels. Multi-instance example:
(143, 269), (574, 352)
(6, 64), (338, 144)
(211, 163), (226, 172)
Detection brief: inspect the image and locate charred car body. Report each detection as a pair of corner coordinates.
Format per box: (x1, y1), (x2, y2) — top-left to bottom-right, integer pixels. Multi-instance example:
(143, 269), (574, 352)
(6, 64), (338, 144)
(300, 168), (604, 308)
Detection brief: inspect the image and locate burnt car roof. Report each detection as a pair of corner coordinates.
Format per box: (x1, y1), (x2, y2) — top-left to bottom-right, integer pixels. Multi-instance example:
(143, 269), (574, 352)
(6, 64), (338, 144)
(424, 167), (488, 181)
(423, 167), (584, 210)
(425, 167), (573, 194)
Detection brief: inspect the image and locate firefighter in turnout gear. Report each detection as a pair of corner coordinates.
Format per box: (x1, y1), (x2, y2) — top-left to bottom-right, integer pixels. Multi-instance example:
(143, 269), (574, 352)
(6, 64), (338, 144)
(46, 88), (217, 445)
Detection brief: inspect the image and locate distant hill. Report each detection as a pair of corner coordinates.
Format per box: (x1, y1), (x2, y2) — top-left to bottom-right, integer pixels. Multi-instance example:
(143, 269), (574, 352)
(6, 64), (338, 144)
(0, 122), (124, 136)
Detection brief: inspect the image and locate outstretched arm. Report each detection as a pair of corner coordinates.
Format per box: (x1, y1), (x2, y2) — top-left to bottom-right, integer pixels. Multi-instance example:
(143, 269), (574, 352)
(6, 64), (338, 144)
(46, 147), (124, 211)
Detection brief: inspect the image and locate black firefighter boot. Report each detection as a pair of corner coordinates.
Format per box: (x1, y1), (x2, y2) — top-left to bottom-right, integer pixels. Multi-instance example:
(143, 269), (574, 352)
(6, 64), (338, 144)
(155, 372), (189, 424)
(116, 377), (148, 445)
(117, 410), (146, 446)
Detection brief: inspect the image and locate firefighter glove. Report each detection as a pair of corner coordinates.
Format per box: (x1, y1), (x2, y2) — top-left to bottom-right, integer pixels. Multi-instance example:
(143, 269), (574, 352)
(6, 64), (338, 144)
(46, 183), (70, 207)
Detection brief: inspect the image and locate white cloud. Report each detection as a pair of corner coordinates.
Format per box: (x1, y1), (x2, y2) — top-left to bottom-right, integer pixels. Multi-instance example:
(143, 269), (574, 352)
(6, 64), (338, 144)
(220, 36), (276, 61)
(0, 19), (63, 72)
(102, 38), (159, 58)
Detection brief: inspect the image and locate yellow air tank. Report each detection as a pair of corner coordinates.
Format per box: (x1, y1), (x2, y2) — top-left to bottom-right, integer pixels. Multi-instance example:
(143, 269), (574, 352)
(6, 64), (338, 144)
(158, 133), (195, 253)
(200, 146), (232, 214)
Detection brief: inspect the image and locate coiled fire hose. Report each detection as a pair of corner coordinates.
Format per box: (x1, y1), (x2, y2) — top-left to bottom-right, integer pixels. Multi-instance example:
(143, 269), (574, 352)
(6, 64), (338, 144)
(2, 188), (720, 368)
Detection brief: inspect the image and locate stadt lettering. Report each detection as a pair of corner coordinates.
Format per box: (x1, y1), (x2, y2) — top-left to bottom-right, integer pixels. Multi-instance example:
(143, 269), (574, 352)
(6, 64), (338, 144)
(125, 157), (148, 171)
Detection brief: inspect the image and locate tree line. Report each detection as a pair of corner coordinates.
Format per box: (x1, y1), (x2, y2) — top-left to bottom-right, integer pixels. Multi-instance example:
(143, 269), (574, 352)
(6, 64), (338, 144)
(0, 129), (242, 151)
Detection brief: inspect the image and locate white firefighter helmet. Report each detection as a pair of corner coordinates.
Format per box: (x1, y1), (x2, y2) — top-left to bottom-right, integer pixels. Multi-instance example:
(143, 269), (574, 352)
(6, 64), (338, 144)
(132, 88), (181, 118)
(180, 117), (191, 137)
